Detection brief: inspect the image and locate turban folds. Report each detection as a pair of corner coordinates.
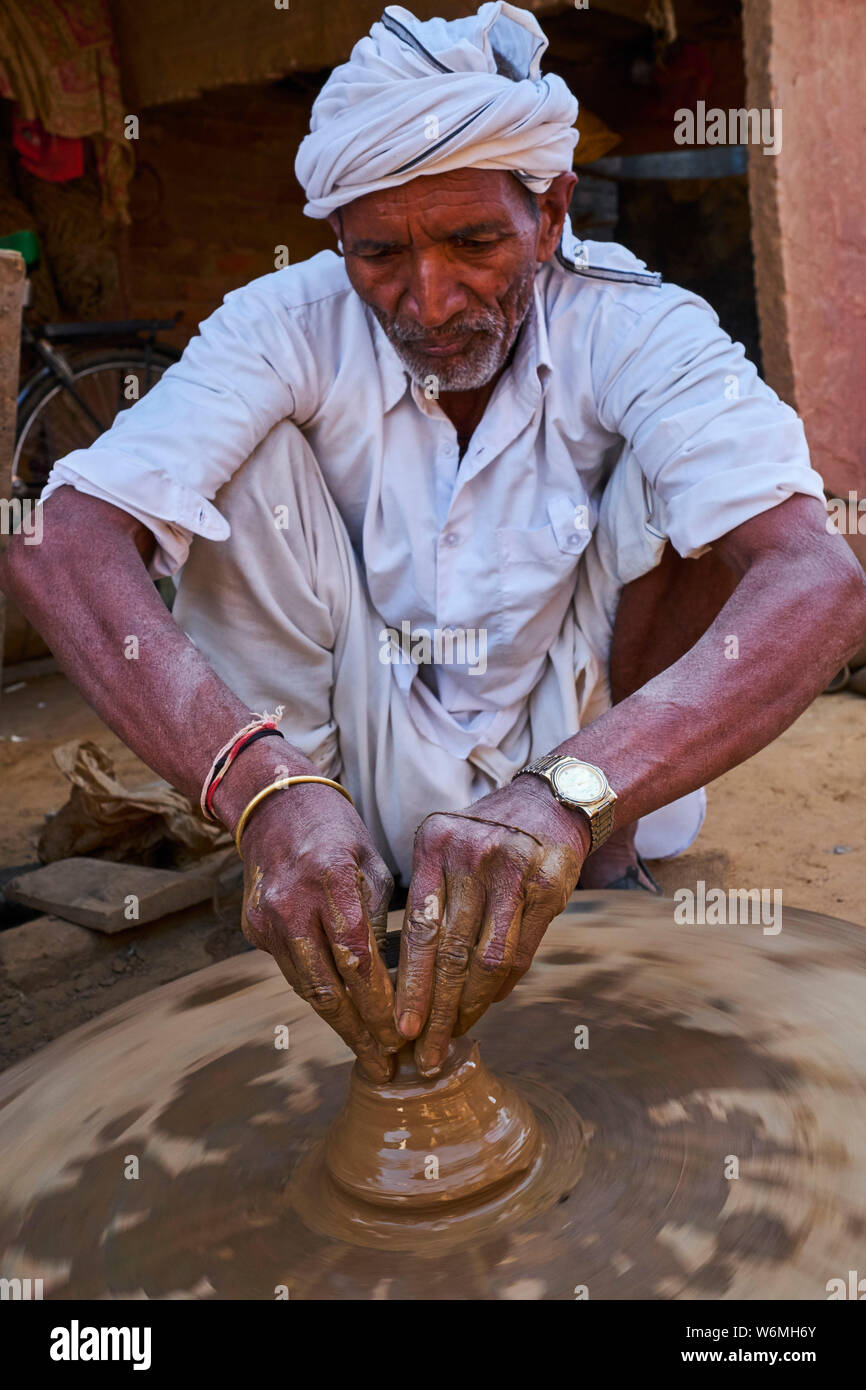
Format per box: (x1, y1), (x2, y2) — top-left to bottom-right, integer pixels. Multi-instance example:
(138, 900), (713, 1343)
(295, 2), (580, 219)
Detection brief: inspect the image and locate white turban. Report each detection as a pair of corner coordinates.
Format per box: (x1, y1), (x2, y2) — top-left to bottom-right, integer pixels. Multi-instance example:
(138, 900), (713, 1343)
(295, 2), (580, 219)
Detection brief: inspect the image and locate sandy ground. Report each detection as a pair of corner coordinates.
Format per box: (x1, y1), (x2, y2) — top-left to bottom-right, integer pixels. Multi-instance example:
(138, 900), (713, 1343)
(0, 670), (155, 867)
(648, 692), (866, 920)
(0, 669), (863, 1069)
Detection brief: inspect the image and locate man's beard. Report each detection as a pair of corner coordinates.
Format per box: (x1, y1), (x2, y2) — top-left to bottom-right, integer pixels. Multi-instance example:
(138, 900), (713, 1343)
(371, 264), (536, 392)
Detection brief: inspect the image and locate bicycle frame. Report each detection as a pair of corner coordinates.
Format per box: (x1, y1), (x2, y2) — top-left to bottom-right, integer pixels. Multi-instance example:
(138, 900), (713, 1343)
(17, 317), (180, 436)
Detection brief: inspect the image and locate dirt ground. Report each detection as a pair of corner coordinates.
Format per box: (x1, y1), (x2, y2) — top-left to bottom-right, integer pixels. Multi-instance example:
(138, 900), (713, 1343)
(648, 690), (866, 917)
(0, 669), (864, 1070)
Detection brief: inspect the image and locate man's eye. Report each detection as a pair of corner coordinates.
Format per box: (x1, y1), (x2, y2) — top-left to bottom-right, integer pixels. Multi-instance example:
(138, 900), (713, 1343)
(453, 238), (495, 249)
(356, 247), (398, 260)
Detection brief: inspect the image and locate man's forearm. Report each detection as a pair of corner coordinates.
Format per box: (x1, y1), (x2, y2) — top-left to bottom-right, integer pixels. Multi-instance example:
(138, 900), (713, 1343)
(0, 488), (314, 829)
(549, 498), (866, 832)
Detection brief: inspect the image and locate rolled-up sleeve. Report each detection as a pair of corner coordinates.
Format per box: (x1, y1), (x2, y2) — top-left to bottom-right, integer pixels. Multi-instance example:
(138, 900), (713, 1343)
(41, 271), (311, 576)
(592, 285), (826, 557)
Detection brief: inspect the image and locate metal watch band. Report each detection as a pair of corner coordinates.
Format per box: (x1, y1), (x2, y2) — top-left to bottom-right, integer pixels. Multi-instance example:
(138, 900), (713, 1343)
(514, 754), (616, 853)
(586, 798), (615, 853)
(520, 752), (565, 777)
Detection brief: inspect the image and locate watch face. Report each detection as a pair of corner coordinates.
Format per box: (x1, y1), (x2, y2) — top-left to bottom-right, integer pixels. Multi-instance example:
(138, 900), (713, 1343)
(552, 760), (607, 804)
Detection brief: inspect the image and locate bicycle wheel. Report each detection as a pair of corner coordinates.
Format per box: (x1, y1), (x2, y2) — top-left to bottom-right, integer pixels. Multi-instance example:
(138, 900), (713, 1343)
(13, 346), (179, 500)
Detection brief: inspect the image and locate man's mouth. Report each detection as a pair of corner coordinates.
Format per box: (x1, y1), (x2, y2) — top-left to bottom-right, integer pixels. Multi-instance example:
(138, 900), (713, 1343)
(413, 330), (474, 357)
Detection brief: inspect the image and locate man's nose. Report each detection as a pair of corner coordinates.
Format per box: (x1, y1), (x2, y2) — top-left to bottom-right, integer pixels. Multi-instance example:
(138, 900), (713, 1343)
(402, 251), (467, 329)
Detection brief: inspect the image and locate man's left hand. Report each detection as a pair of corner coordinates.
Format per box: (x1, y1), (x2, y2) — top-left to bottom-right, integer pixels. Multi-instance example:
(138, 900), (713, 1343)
(394, 775), (590, 1075)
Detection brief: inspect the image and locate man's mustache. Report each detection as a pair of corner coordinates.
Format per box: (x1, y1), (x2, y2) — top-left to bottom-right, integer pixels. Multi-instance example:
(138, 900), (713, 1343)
(386, 314), (502, 344)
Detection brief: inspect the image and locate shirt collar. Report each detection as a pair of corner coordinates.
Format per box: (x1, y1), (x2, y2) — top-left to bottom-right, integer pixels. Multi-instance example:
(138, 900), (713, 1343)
(511, 277), (553, 401)
(366, 274), (553, 416)
(369, 308), (412, 414)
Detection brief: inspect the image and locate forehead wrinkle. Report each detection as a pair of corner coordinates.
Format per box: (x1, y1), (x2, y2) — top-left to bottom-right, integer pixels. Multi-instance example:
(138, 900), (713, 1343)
(344, 203), (521, 253)
(347, 219), (516, 254)
(342, 169), (526, 242)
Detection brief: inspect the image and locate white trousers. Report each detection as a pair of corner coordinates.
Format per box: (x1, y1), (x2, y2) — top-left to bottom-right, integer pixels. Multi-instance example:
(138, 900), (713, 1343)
(174, 420), (705, 883)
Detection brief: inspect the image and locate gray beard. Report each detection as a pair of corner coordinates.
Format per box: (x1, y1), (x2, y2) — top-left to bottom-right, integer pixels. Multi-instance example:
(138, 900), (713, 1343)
(372, 265), (536, 393)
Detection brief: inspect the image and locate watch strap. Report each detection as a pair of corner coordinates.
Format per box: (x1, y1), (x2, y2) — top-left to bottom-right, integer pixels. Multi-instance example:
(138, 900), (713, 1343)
(585, 797), (616, 853)
(514, 755), (616, 852)
(519, 751), (566, 777)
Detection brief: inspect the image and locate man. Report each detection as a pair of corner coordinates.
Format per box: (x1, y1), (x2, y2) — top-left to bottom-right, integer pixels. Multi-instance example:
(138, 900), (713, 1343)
(2, 3), (864, 1086)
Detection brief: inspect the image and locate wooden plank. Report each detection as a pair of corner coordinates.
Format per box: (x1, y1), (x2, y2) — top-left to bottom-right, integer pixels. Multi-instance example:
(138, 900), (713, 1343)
(1, 655), (59, 685)
(4, 858), (217, 934)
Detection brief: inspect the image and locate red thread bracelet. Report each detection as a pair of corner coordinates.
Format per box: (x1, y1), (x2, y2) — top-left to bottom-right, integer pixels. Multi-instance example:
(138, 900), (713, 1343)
(200, 708), (285, 823)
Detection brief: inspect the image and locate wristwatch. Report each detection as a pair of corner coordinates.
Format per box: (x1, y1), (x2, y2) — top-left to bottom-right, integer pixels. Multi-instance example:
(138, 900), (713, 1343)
(513, 754), (617, 852)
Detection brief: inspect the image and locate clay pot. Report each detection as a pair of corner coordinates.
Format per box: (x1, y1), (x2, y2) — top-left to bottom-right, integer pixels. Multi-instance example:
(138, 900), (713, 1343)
(323, 1035), (540, 1208)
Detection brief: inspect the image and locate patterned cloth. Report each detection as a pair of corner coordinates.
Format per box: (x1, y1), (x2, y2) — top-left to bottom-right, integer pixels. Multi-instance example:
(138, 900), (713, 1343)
(0, 0), (132, 223)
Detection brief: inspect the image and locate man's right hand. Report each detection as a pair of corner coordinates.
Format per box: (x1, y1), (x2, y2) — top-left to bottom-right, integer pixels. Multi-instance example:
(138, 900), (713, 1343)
(225, 765), (403, 1081)
(0, 492), (402, 1080)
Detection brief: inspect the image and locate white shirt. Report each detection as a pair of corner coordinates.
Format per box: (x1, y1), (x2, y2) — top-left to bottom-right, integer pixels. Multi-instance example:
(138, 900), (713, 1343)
(43, 230), (825, 758)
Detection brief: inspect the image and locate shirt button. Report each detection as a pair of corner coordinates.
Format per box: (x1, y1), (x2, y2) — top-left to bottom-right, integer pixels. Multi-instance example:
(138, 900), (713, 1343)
(443, 443), (457, 457)
(442, 531), (459, 547)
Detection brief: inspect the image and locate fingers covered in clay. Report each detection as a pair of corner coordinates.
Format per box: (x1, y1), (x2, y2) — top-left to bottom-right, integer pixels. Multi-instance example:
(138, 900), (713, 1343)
(238, 789), (401, 1080)
(279, 925), (396, 1082)
(455, 888), (524, 1036)
(395, 849), (446, 1042)
(414, 871), (486, 1076)
(400, 800), (584, 1070)
(247, 895), (391, 1078)
(319, 860), (403, 1053)
(243, 876), (394, 1080)
(401, 814), (541, 1075)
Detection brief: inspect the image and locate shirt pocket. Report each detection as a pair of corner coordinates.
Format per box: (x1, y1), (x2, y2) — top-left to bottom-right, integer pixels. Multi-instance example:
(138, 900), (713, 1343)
(494, 494), (592, 649)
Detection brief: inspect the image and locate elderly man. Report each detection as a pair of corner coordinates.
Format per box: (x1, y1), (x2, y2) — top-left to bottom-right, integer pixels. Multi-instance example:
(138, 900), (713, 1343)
(2, 3), (864, 1085)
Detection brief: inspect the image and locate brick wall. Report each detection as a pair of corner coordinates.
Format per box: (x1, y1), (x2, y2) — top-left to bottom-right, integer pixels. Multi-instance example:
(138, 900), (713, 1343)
(124, 82), (332, 349)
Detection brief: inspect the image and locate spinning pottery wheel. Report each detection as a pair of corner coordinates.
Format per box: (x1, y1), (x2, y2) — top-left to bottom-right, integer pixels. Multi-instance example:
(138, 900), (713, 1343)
(1, 891), (865, 1300)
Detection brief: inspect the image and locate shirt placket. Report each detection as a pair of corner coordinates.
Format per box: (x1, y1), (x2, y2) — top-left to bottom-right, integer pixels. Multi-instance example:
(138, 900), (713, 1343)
(435, 420), (465, 637)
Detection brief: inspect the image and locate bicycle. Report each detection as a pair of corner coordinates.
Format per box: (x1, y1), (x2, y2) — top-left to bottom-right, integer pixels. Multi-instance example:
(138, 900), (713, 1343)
(1, 230), (181, 501)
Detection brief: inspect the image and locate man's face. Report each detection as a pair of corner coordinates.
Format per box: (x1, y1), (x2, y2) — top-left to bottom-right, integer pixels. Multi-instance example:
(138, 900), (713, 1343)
(331, 169), (552, 392)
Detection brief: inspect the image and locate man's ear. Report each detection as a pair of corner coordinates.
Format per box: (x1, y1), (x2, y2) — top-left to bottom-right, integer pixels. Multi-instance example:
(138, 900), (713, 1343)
(327, 210), (343, 252)
(536, 171), (577, 263)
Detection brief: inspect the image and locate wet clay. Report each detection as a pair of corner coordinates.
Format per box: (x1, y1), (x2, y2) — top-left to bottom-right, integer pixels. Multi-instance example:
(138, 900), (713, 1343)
(288, 1034), (587, 1250)
(324, 1035), (539, 1207)
(2, 893), (866, 1299)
